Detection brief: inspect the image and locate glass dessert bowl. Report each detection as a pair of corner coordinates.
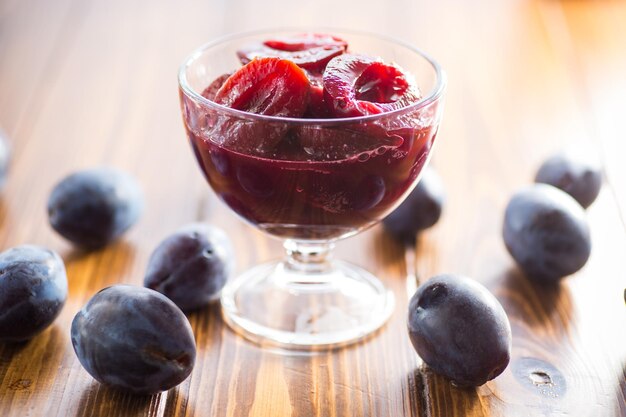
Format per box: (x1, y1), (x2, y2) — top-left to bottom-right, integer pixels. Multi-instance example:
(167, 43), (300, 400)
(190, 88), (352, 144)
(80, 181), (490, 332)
(178, 29), (446, 349)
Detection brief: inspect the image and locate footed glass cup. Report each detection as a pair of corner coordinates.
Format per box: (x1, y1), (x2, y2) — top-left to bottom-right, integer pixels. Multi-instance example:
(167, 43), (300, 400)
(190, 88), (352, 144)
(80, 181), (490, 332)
(179, 29), (446, 349)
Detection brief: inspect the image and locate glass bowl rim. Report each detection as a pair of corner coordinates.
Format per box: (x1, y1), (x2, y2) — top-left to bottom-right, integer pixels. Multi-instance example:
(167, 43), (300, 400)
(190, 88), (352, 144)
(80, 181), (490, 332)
(178, 27), (447, 125)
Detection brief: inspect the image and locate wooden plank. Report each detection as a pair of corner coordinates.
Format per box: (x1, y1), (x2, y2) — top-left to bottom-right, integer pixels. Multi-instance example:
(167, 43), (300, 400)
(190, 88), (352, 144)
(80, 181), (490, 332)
(538, 0), (626, 228)
(0, 0), (624, 416)
(0, 0), (76, 138)
(407, 1), (626, 415)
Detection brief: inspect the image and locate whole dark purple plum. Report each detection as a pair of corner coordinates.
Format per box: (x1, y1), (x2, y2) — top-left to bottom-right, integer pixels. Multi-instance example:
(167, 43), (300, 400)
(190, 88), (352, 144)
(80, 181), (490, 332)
(383, 167), (445, 243)
(503, 184), (591, 283)
(48, 168), (143, 249)
(71, 285), (196, 395)
(144, 224), (234, 311)
(535, 150), (602, 209)
(408, 274), (512, 387)
(0, 245), (67, 342)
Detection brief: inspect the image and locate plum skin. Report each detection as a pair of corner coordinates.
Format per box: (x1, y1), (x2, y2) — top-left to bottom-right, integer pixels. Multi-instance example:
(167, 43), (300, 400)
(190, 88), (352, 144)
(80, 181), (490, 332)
(71, 285), (196, 395)
(47, 167), (143, 249)
(503, 184), (591, 283)
(144, 224), (234, 311)
(383, 167), (445, 243)
(0, 245), (68, 342)
(535, 152), (602, 209)
(408, 274), (512, 387)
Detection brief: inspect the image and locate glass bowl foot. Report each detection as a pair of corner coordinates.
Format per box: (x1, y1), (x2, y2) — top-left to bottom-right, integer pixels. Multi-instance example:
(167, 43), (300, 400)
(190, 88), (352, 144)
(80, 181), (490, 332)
(220, 258), (395, 349)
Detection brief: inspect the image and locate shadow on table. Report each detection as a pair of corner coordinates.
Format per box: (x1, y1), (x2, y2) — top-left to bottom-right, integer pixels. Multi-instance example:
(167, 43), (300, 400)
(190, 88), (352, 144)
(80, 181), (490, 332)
(372, 227), (423, 266)
(76, 382), (194, 417)
(0, 340), (30, 390)
(62, 240), (139, 293)
(403, 365), (485, 416)
(496, 267), (573, 333)
(0, 325), (66, 398)
(62, 238), (137, 265)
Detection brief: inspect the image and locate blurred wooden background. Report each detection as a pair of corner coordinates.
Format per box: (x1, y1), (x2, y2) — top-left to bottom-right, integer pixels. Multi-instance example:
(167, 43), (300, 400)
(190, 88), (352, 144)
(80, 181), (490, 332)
(0, 0), (625, 416)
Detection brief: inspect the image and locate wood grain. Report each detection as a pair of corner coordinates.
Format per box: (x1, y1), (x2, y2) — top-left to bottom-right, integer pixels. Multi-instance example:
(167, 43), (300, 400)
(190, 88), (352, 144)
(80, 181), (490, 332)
(0, 0), (625, 416)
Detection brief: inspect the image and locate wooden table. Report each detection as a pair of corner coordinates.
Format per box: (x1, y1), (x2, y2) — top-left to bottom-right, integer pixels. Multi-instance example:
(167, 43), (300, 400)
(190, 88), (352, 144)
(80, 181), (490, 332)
(1, 0), (625, 415)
